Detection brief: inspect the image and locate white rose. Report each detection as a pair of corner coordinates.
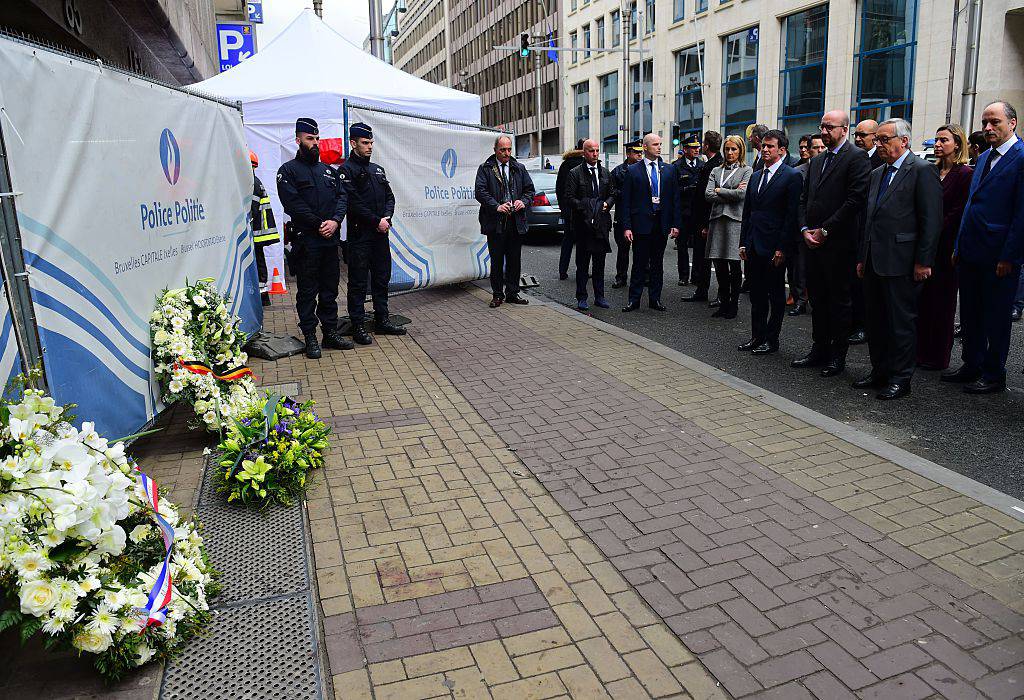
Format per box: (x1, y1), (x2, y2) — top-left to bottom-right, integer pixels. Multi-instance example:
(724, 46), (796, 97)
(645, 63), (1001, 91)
(73, 628), (113, 654)
(19, 579), (58, 615)
(135, 644), (156, 665)
(129, 524), (151, 543)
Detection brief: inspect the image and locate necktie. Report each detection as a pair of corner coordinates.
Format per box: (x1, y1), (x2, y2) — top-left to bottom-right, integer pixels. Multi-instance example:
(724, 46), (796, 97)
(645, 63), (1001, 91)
(821, 150), (835, 175)
(590, 166), (599, 195)
(875, 165), (897, 205)
(981, 153), (993, 180)
(649, 161), (659, 198)
(500, 164), (509, 200)
(758, 168), (770, 194)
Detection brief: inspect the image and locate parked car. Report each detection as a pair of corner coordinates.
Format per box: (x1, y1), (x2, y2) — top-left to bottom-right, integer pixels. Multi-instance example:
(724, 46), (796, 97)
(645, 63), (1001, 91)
(525, 170), (562, 233)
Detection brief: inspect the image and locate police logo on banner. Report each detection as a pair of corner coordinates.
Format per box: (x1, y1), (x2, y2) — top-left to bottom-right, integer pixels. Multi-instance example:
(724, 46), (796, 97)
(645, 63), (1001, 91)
(160, 129), (181, 185)
(441, 148), (457, 179)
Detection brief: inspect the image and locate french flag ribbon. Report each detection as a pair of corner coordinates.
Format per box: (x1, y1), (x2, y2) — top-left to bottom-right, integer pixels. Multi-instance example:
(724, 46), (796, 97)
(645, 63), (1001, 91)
(135, 472), (175, 629)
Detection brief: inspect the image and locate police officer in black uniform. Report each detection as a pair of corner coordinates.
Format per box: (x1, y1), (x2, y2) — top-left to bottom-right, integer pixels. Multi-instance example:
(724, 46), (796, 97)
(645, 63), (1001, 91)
(339, 122), (406, 345)
(610, 140), (643, 288)
(276, 117), (354, 359)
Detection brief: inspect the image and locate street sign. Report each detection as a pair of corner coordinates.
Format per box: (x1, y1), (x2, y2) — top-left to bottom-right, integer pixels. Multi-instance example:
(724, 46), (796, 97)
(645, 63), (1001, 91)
(216, 22), (257, 72)
(246, 2), (264, 23)
(747, 27), (759, 44)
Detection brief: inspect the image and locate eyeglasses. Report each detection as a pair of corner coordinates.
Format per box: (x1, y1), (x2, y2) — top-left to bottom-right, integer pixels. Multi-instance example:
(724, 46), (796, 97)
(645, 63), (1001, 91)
(854, 131), (874, 138)
(819, 123), (844, 131)
(874, 135), (901, 145)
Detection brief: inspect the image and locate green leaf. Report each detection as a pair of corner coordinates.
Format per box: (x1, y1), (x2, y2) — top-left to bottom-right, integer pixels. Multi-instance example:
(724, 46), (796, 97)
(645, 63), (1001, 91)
(49, 540), (89, 562)
(111, 427), (164, 444)
(0, 609), (24, 634)
(19, 617), (42, 645)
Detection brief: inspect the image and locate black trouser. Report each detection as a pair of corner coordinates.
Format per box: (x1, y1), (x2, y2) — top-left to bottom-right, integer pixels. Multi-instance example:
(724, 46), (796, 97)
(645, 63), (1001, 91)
(690, 229), (710, 295)
(786, 244), (806, 303)
(559, 217), (575, 277)
(714, 259), (742, 309)
(863, 260), (921, 384)
(959, 261), (1020, 382)
(806, 246), (854, 359)
(628, 216), (667, 305)
(746, 251), (787, 344)
(294, 237), (340, 336)
(576, 248), (606, 301)
(487, 221), (522, 299)
(347, 231), (392, 323)
(613, 222), (630, 284)
(677, 237), (690, 282)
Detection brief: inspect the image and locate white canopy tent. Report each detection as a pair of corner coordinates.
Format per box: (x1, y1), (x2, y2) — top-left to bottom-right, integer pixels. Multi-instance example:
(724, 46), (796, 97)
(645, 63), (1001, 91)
(191, 9), (481, 287)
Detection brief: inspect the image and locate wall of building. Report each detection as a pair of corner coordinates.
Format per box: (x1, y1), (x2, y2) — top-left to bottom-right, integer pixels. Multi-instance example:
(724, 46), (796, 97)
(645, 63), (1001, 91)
(562, 0), (1024, 154)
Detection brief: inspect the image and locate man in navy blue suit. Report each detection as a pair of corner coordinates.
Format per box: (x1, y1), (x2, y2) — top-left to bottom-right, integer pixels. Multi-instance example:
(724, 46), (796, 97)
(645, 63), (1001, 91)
(738, 130), (803, 355)
(945, 100), (1024, 393)
(620, 133), (682, 312)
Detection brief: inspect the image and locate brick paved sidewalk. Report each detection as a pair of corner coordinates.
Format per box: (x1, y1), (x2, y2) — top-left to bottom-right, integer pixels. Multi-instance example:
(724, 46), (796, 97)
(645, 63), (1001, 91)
(259, 282), (1023, 700)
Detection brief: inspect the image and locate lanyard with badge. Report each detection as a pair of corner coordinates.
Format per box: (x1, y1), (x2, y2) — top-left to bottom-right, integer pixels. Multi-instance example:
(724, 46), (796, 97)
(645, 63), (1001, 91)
(719, 165), (740, 189)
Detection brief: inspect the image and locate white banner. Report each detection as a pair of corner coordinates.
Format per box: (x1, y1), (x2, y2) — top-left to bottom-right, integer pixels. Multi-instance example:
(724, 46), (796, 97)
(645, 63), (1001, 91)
(0, 37), (260, 438)
(347, 106), (501, 290)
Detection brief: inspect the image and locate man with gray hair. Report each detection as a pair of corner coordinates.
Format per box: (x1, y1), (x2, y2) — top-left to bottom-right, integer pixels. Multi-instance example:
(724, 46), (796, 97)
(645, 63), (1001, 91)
(749, 124), (769, 171)
(855, 118), (942, 400)
(474, 135), (536, 307)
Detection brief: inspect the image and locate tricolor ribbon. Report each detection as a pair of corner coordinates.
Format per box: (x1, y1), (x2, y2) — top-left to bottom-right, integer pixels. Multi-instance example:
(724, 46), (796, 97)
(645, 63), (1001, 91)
(175, 359), (255, 382)
(135, 471), (175, 629)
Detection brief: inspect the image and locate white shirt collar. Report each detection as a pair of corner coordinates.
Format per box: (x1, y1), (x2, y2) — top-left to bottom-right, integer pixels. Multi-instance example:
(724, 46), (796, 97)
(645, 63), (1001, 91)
(889, 149), (911, 170)
(832, 138), (847, 155)
(995, 133), (1019, 157)
(867, 145), (877, 157)
(644, 156), (659, 167)
(763, 158), (784, 178)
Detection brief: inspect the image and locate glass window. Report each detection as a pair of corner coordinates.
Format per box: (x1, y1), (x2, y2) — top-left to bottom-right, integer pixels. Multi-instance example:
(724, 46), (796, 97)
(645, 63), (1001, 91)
(675, 44), (704, 142)
(646, 0), (656, 32)
(570, 31), (578, 63)
(574, 81), (591, 143)
(674, 0), (685, 21)
(853, 0), (917, 121)
(571, 0), (577, 10)
(629, 2), (638, 39)
(722, 28), (758, 140)
(779, 5), (828, 143)
(696, 0), (707, 13)
(631, 59), (654, 138)
(584, 24), (591, 58)
(596, 18), (606, 49)
(612, 10), (621, 46)
(600, 72), (619, 154)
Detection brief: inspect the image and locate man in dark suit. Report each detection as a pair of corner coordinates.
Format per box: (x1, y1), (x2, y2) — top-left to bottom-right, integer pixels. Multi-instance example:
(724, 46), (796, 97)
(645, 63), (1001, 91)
(675, 133), (703, 286)
(556, 140), (586, 279)
(848, 119), (883, 347)
(854, 119), (942, 400)
(565, 139), (617, 310)
(855, 119), (885, 170)
(474, 135), (536, 308)
(683, 131), (724, 303)
(738, 130), (803, 355)
(610, 140), (644, 287)
(748, 124), (769, 172)
(792, 110), (872, 377)
(945, 100), (1024, 393)
(621, 132), (682, 312)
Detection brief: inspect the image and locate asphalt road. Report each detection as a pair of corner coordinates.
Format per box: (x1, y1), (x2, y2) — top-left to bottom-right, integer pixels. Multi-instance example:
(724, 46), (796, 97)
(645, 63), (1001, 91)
(520, 233), (1024, 501)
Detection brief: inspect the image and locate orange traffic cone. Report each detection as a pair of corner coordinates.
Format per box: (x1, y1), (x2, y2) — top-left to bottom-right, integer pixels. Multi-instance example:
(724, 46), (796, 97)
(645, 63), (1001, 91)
(269, 267), (287, 295)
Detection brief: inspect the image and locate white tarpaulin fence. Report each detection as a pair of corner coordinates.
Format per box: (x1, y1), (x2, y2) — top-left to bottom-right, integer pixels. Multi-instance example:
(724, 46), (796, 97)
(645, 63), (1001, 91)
(344, 103), (508, 291)
(0, 35), (260, 438)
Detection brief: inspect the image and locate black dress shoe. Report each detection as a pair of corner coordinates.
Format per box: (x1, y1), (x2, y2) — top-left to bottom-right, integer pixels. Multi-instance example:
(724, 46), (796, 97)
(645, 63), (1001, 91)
(1013, 308), (1023, 322)
(506, 295), (529, 305)
(351, 324), (373, 345)
(708, 297), (721, 308)
(940, 364), (981, 383)
(787, 301), (807, 316)
(720, 304), (738, 320)
(737, 338), (762, 351)
(820, 358), (845, 377)
(953, 324), (963, 338)
(323, 333), (355, 350)
(612, 280), (626, 289)
(852, 373), (887, 389)
(683, 293), (709, 302)
(649, 301), (667, 311)
(848, 329), (867, 345)
(877, 383), (910, 400)
(489, 296), (503, 308)
(791, 351), (827, 368)
(751, 341), (778, 355)
(375, 318), (408, 335)
(622, 302), (640, 312)
(710, 307), (726, 318)
(739, 281), (750, 294)
(963, 378), (1007, 394)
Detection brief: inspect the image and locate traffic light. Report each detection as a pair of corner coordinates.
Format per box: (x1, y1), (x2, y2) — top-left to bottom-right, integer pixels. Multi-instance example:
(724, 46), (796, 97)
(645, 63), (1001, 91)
(672, 138), (680, 146)
(520, 33), (530, 57)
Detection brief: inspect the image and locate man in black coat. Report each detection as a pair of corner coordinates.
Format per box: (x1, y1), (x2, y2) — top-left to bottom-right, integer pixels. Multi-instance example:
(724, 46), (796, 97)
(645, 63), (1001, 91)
(475, 135), (536, 307)
(792, 110), (872, 377)
(565, 139), (617, 310)
(738, 130), (803, 355)
(683, 131), (724, 303)
(854, 118), (942, 400)
(675, 133), (704, 286)
(276, 117), (352, 359)
(556, 141), (586, 279)
(610, 140), (643, 287)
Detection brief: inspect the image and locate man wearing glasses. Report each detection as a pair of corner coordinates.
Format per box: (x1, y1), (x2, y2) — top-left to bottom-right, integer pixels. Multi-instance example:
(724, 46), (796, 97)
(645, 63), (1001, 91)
(792, 110), (872, 378)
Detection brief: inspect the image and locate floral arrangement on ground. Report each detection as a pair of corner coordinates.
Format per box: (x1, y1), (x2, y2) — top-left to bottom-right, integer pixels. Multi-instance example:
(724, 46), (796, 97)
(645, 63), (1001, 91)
(0, 375), (217, 681)
(215, 395), (330, 508)
(151, 280), (260, 432)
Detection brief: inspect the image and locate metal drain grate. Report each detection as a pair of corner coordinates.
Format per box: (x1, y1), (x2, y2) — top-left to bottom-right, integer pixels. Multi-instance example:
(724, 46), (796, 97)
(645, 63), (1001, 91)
(160, 595), (320, 700)
(260, 381), (302, 397)
(194, 463), (308, 604)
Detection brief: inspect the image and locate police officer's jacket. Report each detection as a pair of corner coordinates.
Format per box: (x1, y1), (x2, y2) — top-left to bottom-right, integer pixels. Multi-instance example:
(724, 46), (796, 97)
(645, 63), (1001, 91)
(339, 153), (395, 239)
(610, 161), (631, 226)
(251, 175), (280, 247)
(276, 149), (347, 248)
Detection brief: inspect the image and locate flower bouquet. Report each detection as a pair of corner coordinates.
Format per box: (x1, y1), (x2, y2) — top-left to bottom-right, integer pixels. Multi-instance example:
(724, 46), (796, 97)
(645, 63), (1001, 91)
(0, 378), (216, 681)
(151, 280), (260, 432)
(215, 395), (330, 508)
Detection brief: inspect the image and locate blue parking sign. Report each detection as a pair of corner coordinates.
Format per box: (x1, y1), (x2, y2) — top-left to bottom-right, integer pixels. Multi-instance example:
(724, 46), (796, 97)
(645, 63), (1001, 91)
(247, 2), (264, 23)
(217, 23), (257, 72)
(747, 27), (759, 44)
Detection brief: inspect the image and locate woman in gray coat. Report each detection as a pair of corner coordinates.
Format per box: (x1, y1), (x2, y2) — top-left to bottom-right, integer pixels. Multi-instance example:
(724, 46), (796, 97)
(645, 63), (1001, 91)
(704, 135), (752, 319)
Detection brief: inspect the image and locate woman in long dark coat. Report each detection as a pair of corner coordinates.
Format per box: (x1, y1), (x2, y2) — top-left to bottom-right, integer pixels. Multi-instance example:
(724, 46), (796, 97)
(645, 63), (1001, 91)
(917, 124), (973, 370)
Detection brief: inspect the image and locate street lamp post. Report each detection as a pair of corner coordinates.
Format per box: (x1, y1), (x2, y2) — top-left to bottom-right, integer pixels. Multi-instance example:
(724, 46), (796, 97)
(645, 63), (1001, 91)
(534, 0), (549, 159)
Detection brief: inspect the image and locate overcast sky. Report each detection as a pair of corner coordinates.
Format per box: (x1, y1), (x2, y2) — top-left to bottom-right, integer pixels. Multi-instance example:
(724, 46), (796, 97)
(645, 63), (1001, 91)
(253, 0), (370, 49)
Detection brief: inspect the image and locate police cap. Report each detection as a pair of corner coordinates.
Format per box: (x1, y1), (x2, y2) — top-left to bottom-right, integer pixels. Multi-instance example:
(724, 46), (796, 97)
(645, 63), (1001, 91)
(682, 133), (701, 147)
(625, 140), (643, 153)
(350, 122), (373, 140)
(296, 118), (319, 135)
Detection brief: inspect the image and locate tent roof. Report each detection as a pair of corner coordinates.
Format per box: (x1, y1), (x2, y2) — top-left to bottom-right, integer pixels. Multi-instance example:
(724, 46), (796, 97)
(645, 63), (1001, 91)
(192, 9), (480, 124)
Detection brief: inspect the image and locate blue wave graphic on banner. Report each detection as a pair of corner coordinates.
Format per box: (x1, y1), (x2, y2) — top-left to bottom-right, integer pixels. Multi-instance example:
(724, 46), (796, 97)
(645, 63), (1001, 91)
(388, 223), (435, 291)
